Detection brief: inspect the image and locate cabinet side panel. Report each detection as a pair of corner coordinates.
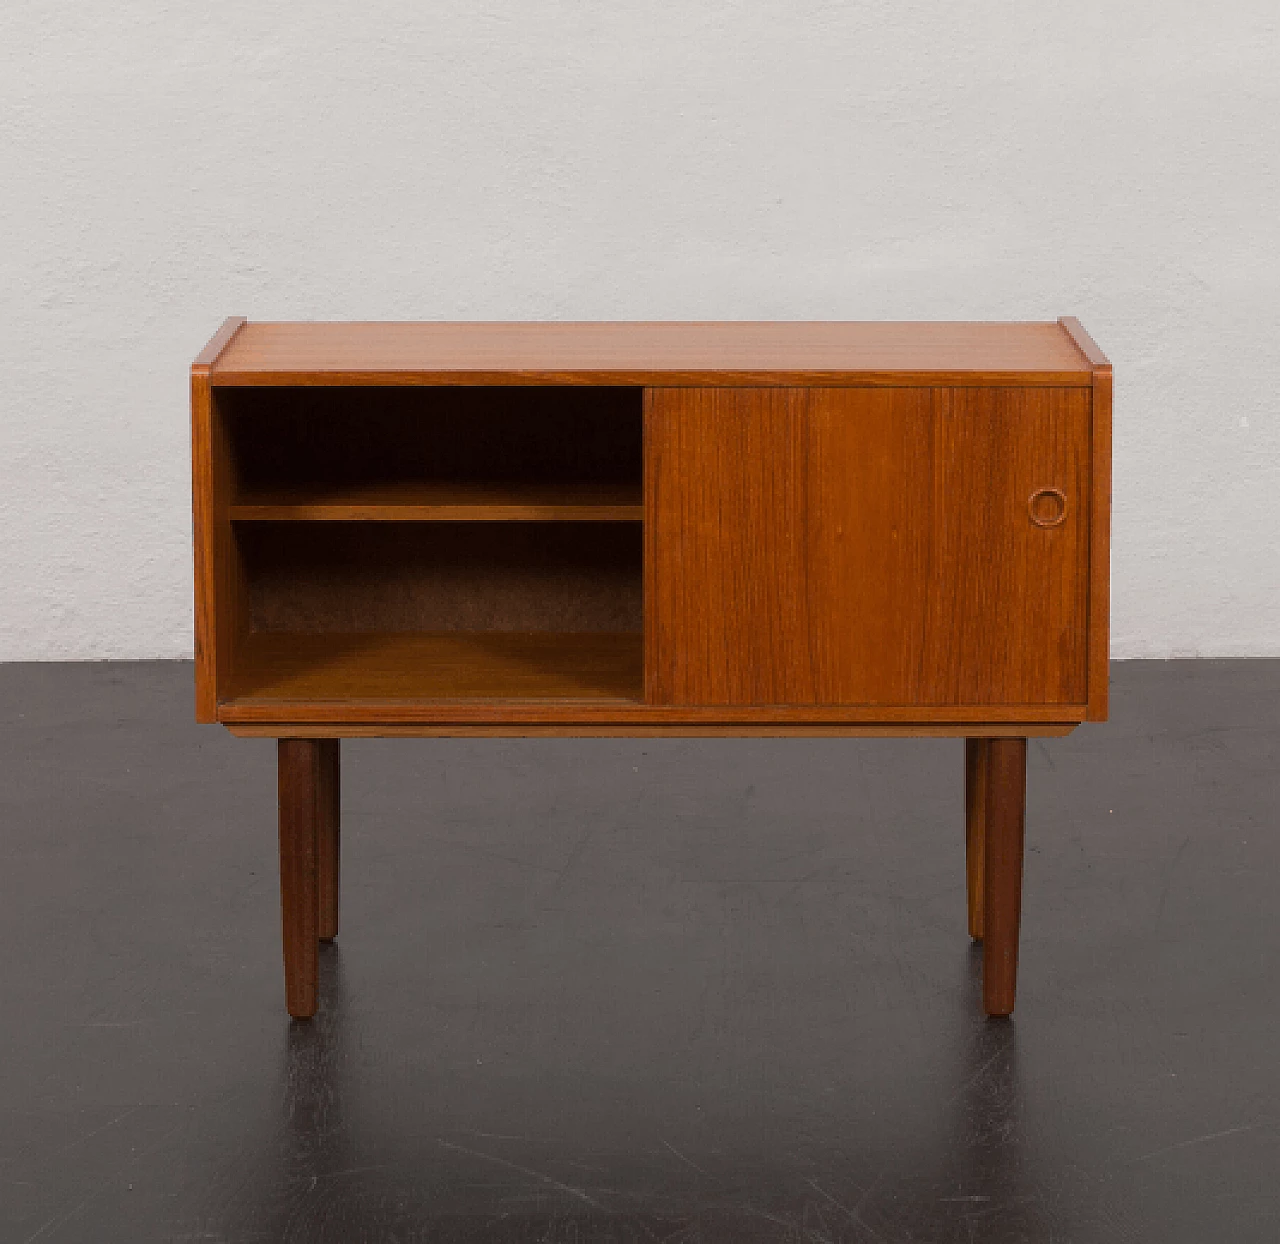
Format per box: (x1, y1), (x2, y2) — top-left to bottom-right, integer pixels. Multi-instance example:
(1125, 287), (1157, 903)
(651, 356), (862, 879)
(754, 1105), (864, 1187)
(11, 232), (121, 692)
(646, 388), (816, 705)
(192, 376), (246, 720)
(192, 370), (218, 720)
(1087, 368), (1112, 719)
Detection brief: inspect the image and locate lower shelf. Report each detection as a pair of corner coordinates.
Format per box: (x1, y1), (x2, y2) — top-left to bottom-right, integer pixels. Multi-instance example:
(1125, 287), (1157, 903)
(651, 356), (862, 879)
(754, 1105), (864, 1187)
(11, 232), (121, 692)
(230, 480), (644, 521)
(227, 632), (643, 703)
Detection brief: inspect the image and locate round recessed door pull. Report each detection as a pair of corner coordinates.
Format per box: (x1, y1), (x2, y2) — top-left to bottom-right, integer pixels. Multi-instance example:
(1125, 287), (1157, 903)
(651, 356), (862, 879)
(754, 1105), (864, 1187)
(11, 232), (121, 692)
(1028, 487), (1067, 528)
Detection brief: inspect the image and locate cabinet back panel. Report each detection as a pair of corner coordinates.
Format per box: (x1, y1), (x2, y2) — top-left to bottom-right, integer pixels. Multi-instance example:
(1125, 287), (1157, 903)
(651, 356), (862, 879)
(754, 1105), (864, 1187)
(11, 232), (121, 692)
(221, 386), (642, 493)
(242, 522), (642, 634)
(647, 387), (1090, 706)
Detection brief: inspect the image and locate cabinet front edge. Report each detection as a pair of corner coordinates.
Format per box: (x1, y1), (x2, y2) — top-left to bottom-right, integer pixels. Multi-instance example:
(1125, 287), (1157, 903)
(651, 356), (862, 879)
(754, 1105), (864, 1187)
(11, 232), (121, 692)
(207, 369), (1093, 388)
(215, 701), (1089, 725)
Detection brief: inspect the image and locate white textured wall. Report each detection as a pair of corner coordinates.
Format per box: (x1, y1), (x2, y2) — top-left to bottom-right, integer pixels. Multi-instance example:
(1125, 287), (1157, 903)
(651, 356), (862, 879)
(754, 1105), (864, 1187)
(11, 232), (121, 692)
(2, 1), (1277, 660)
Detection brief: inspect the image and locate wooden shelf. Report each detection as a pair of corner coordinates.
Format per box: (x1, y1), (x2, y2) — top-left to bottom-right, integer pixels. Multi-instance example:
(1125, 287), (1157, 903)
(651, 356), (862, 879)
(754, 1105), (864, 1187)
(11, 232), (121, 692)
(226, 632), (643, 703)
(230, 482), (643, 522)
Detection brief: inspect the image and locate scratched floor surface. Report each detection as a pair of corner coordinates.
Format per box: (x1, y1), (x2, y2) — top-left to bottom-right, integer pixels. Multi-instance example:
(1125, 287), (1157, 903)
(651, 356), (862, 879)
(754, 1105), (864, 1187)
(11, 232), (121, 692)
(1, 660), (1277, 1243)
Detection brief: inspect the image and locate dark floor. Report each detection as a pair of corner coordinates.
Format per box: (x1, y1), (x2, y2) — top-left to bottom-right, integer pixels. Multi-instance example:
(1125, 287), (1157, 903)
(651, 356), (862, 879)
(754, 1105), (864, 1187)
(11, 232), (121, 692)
(1, 661), (1278, 1243)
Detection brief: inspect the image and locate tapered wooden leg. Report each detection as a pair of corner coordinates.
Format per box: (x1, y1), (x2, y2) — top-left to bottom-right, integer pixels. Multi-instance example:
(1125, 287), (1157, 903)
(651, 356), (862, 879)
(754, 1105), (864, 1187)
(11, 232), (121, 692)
(982, 737), (1027, 1017)
(317, 740), (340, 942)
(965, 738), (989, 941)
(278, 739), (321, 1019)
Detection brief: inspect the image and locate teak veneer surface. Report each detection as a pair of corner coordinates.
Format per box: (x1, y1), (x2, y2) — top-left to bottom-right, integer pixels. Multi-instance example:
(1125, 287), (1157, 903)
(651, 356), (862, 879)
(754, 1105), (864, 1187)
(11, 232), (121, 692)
(230, 723), (1077, 739)
(647, 386), (1091, 707)
(241, 522), (643, 635)
(193, 318), (1110, 730)
(211, 321), (1094, 386)
(229, 632), (644, 703)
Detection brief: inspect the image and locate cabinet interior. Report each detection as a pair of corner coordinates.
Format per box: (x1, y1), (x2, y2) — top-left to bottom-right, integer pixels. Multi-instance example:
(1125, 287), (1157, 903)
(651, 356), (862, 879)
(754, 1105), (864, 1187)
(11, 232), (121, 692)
(218, 386), (645, 702)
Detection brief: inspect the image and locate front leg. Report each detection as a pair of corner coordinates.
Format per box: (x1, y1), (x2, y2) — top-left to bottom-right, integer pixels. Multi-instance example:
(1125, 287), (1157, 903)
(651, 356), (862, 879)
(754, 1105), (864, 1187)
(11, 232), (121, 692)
(277, 739), (323, 1019)
(982, 737), (1027, 1018)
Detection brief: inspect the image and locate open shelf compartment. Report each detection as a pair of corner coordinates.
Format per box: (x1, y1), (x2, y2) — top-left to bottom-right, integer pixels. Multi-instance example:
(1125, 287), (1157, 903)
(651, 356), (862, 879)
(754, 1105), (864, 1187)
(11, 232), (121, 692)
(220, 385), (643, 521)
(229, 632), (642, 703)
(223, 519), (644, 705)
(212, 384), (646, 706)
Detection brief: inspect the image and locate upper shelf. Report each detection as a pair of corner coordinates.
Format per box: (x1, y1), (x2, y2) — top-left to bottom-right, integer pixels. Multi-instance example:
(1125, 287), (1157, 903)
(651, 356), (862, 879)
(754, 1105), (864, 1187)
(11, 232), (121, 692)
(231, 481), (643, 521)
(200, 320), (1106, 387)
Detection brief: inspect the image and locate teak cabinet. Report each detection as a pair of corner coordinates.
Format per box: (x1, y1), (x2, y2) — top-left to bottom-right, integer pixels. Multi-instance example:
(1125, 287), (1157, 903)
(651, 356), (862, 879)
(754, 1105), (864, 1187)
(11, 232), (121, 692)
(192, 319), (1112, 1020)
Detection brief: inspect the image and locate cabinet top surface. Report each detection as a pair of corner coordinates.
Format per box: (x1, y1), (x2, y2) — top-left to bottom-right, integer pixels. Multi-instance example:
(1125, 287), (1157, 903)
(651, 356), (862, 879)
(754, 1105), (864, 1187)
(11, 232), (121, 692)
(203, 320), (1105, 386)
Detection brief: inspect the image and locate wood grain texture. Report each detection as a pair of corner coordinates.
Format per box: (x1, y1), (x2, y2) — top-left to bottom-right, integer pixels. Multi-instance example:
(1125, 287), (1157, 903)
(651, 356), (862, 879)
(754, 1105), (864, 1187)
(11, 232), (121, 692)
(191, 368), (218, 721)
(232, 722), (1077, 739)
(1087, 364), (1113, 720)
(965, 738), (990, 941)
(210, 321), (1093, 387)
(224, 705), (1081, 725)
(316, 739), (340, 942)
(230, 481), (642, 522)
(219, 638), (1083, 724)
(191, 384), (247, 721)
(1058, 317), (1112, 722)
(646, 387), (815, 705)
(277, 739), (321, 1019)
(240, 523), (643, 635)
(192, 317), (249, 720)
(230, 632), (644, 702)
(982, 737), (1027, 1017)
(193, 318), (1109, 738)
(647, 387), (1090, 707)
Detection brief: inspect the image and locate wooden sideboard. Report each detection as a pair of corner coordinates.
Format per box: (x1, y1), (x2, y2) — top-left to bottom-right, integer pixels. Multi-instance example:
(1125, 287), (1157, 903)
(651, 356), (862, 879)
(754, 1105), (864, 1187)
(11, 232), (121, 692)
(192, 319), (1112, 1020)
